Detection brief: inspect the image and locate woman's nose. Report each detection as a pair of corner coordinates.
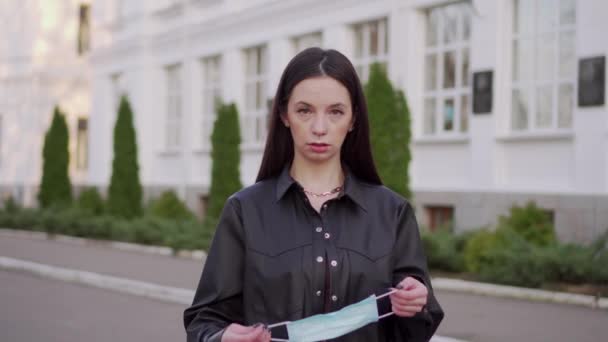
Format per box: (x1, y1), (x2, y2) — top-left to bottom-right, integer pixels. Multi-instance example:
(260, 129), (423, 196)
(311, 114), (328, 136)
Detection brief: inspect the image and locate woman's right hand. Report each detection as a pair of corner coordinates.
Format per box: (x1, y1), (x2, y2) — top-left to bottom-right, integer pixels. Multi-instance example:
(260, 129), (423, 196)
(221, 323), (271, 342)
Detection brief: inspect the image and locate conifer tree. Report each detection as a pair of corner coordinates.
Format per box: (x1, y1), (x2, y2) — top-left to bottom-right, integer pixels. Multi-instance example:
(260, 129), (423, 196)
(206, 102), (242, 221)
(38, 106), (72, 208)
(107, 96), (142, 219)
(365, 63), (412, 199)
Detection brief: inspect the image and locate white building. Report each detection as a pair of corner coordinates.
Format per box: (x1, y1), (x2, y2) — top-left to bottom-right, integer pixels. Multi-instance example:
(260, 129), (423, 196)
(2, 0), (606, 243)
(0, 0), (92, 206)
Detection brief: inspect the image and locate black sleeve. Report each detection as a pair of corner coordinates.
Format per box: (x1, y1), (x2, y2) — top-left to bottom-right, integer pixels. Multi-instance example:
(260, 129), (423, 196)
(390, 201), (444, 342)
(183, 198), (246, 342)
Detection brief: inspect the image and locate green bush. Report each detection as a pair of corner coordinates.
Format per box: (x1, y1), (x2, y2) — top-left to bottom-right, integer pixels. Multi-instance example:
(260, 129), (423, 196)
(541, 244), (594, 284)
(365, 63), (412, 199)
(463, 229), (500, 273)
(107, 96), (143, 219)
(3, 196), (20, 213)
(38, 106), (72, 209)
(147, 190), (195, 221)
(498, 201), (556, 247)
(421, 229), (466, 273)
(3, 208), (42, 231)
(476, 230), (550, 287)
(76, 188), (105, 215)
(165, 218), (215, 252)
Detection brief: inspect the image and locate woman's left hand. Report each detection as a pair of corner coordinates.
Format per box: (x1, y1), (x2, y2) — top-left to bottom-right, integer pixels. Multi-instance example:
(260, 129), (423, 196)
(389, 276), (428, 317)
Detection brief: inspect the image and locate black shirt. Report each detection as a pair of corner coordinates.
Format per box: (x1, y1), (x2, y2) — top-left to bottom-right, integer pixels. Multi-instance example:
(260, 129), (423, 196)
(184, 166), (444, 341)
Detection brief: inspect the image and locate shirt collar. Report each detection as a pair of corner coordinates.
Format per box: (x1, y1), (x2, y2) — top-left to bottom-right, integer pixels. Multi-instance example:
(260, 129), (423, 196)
(275, 165), (297, 202)
(275, 164), (368, 212)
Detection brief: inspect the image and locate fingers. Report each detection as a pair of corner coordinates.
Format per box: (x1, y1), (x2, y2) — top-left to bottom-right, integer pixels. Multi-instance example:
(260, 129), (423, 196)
(398, 276), (418, 291)
(223, 323), (269, 342)
(256, 328), (271, 342)
(391, 303), (424, 317)
(389, 293), (427, 306)
(389, 277), (429, 317)
(392, 277), (428, 302)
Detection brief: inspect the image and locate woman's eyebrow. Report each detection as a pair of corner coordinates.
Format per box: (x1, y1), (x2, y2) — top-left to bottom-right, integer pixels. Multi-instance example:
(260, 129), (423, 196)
(329, 103), (347, 108)
(295, 101), (312, 107)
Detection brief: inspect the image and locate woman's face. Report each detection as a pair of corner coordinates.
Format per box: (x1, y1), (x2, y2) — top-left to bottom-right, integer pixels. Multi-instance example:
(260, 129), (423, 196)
(283, 76), (354, 165)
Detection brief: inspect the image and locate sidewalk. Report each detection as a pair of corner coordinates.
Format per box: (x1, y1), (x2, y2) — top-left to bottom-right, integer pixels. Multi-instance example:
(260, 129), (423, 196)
(0, 230), (203, 289)
(0, 231), (467, 342)
(3, 230), (608, 342)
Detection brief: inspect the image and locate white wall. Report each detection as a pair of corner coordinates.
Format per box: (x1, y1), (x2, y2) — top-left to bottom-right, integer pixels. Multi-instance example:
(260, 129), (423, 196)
(87, 0), (608, 203)
(0, 0), (92, 205)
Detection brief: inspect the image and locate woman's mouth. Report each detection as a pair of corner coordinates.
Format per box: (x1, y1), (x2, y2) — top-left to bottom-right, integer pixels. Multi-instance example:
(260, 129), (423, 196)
(308, 143), (330, 153)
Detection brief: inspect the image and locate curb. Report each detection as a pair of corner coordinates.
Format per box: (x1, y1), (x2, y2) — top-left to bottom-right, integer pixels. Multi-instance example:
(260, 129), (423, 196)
(0, 256), (194, 305)
(432, 278), (608, 310)
(1, 228), (606, 310)
(0, 256), (463, 342)
(0, 228), (207, 261)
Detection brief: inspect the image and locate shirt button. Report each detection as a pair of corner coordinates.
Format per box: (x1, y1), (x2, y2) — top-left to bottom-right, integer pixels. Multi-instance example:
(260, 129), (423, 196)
(330, 260), (338, 267)
(322, 204), (328, 209)
(331, 295), (338, 302)
(316, 290), (322, 297)
(324, 233), (331, 239)
(315, 227), (323, 233)
(316, 256), (324, 263)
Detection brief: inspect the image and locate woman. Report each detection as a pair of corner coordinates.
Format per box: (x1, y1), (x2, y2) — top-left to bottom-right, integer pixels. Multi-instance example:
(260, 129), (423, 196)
(184, 48), (443, 342)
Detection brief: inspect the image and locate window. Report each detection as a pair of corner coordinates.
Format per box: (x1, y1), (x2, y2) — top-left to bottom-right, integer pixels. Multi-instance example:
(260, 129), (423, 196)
(111, 73), (124, 112)
(423, 2), (471, 136)
(511, 0), (576, 131)
(0, 114), (2, 168)
(77, 4), (91, 55)
(244, 45), (269, 145)
(293, 32), (323, 54)
(425, 205), (454, 231)
(201, 56), (222, 148)
(76, 118), (88, 170)
(353, 18), (389, 82)
(166, 64), (182, 149)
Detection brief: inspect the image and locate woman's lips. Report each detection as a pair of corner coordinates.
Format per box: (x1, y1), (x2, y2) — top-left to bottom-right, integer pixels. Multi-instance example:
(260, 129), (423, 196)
(309, 143), (330, 153)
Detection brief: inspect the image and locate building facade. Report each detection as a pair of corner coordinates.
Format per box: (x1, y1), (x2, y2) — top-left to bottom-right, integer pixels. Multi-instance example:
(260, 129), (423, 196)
(0, 0), (92, 207)
(2, 0), (606, 243)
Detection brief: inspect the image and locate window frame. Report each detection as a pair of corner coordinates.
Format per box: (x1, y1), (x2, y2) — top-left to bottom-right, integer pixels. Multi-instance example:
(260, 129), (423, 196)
(75, 117), (88, 171)
(508, 0), (577, 134)
(421, 2), (472, 138)
(243, 45), (269, 146)
(352, 18), (390, 82)
(165, 63), (182, 150)
(292, 32), (323, 54)
(200, 55), (222, 149)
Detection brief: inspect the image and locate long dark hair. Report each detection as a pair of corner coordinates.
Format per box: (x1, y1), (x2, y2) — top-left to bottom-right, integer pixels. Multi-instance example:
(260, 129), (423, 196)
(255, 47), (381, 185)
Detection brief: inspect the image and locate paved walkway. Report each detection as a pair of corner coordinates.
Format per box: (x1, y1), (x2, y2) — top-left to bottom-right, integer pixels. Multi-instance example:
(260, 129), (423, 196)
(1, 233), (607, 341)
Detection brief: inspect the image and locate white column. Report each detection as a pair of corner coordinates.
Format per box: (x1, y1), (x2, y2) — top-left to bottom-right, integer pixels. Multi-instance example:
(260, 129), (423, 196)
(268, 37), (292, 98)
(323, 24), (354, 61)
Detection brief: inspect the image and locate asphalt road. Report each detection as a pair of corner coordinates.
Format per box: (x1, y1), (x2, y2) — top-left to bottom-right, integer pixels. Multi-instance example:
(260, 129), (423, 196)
(0, 270), (185, 342)
(1, 234), (607, 341)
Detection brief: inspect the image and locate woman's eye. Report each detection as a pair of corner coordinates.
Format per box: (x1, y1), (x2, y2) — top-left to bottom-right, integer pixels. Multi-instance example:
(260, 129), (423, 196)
(297, 108), (311, 114)
(330, 109), (344, 115)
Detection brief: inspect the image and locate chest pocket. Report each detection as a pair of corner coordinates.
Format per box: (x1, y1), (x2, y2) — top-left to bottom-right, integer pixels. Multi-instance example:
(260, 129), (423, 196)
(335, 220), (394, 290)
(245, 218), (312, 322)
(335, 220), (394, 261)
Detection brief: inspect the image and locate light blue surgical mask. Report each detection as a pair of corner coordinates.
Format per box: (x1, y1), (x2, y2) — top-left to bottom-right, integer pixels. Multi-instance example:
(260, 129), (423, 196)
(269, 290), (396, 342)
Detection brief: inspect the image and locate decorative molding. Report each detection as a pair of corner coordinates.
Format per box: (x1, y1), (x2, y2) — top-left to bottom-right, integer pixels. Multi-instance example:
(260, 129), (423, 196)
(413, 135), (470, 145)
(496, 131), (574, 143)
(190, 0), (223, 8)
(90, 39), (146, 65)
(152, 0), (185, 19)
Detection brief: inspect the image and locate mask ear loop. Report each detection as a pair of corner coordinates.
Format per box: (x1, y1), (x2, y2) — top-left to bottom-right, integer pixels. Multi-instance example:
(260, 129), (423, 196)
(376, 288), (399, 319)
(268, 321), (291, 341)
